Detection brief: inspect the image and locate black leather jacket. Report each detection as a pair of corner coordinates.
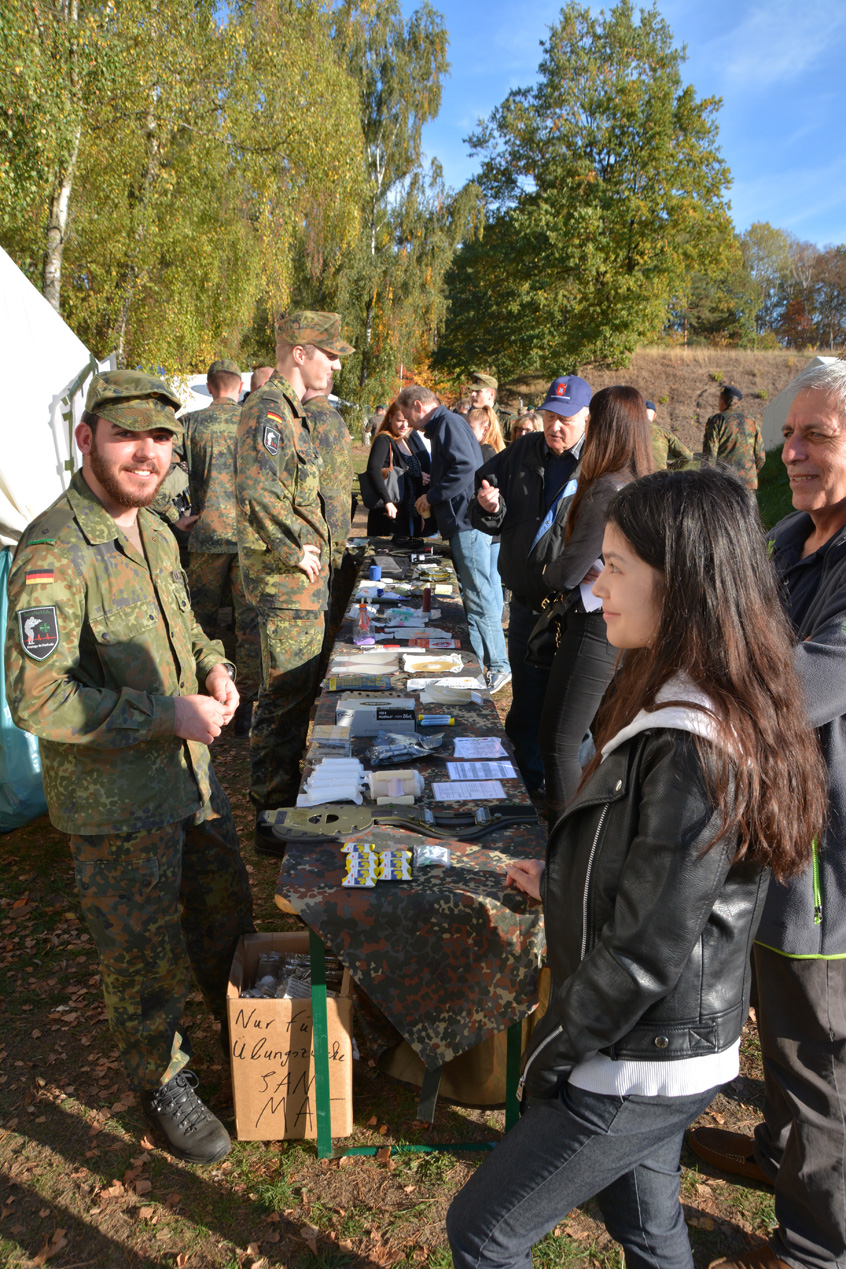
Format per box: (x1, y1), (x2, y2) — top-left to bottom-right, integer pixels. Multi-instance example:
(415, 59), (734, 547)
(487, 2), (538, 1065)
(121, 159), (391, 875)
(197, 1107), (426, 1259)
(469, 432), (584, 612)
(520, 728), (769, 1100)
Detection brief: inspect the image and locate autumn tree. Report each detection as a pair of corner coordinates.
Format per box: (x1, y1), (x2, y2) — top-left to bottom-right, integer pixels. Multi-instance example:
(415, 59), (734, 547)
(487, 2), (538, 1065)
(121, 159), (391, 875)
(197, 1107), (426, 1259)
(436, 0), (735, 378)
(301, 0), (482, 403)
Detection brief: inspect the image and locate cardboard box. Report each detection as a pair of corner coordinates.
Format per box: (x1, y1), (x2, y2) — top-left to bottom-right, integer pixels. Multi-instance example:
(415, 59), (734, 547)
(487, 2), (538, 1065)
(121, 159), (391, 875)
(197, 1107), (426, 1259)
(226, 933), (353, 1141)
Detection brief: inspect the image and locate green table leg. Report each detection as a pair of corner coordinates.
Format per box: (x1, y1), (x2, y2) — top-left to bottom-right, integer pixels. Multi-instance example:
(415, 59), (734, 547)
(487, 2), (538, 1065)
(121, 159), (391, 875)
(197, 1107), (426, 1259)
(309, 929), (333, 1159)
(505, 1019), (522, 1132)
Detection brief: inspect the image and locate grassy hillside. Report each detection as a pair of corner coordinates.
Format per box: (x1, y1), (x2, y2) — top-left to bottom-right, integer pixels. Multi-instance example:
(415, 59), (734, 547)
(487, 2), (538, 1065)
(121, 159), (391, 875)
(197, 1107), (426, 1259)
(502, 346), (816, 454)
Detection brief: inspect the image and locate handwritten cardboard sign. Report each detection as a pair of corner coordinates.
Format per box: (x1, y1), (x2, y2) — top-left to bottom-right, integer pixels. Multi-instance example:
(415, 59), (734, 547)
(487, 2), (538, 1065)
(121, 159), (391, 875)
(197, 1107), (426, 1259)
(226, 933), (353, 1141)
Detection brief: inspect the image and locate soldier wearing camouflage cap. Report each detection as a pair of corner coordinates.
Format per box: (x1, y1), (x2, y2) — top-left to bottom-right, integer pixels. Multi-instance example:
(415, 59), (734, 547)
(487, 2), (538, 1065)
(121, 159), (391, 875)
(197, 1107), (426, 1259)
(235, 311), (355, 847)
(469, 371), (498, 412)
(184, 359), (259, 736)
(702, 385), (766, 491)
(5, 369), (254, 1164)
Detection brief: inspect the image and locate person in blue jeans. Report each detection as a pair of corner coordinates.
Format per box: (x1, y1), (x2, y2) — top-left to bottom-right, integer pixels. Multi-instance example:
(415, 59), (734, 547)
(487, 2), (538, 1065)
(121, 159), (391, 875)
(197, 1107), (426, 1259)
(446, 469), (826, 1269)
(397, 384), (511, 694)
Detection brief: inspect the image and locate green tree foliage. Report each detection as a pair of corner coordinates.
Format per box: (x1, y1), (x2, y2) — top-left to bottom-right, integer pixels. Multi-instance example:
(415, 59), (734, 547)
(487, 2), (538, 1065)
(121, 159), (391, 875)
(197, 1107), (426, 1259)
(740, 221), (793, 335)
(436, 0), (735, 378)
(1, 0), (366, 374)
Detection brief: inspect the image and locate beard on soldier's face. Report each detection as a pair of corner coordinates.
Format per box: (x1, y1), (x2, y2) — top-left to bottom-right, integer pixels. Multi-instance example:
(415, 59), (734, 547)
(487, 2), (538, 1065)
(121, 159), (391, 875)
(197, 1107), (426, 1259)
(88, 435), (167, 508)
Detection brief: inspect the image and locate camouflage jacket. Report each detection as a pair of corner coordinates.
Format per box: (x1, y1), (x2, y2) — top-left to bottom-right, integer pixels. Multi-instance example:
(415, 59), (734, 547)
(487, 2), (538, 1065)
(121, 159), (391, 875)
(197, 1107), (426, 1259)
(303, 395), (353, 567)
(184, 400), (241, 553)
(4, 470), (228, 835)
(650, 423), (693, 471)
(702, 408), (766, 490)
(235, 371), (329, 611)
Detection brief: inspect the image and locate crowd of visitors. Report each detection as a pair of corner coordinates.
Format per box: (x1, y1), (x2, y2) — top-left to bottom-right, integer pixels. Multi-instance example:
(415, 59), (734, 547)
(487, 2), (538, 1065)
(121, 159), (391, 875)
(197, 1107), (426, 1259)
(4, 319), (846, 1269)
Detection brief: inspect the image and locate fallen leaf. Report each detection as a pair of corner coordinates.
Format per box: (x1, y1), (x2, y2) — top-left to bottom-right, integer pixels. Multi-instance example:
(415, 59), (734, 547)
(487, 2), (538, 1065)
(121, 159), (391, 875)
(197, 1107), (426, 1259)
(176, 1255), (190, 1268)
(301, 1227), (320, 1255)
(403, 1184), (416, 1194)
(367, 1114), (378, 1125)
(378, 1124), (388, 1135)
(375, 1145), (391, 1162)
(38, 1208), (49, 1218)
(139, 1134), (155, 1150)
(138, 1206), (154, 1220)
(29, 1228), (68, 1265)
(135, 1179), (152, 1196)
(164, 1191), (181, 1208)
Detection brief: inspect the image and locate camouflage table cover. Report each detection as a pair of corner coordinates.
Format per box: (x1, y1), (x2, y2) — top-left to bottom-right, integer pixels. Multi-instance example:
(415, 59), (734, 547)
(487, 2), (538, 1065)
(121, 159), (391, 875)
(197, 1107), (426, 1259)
(276, 828), (544, 1069)
(275, 540), (547, 1069)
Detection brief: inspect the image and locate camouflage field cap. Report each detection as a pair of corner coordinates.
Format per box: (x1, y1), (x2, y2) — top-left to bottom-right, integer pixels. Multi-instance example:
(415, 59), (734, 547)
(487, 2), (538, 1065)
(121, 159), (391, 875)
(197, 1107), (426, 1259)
(85, 370), (183, 437)
(470, 371), (498, 391)
(207, 358), (242, 377)
(276, 311), (355, 356)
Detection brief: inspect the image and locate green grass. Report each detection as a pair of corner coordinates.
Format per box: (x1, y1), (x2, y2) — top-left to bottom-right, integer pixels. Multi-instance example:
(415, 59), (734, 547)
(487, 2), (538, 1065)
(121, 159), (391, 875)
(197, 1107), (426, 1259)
(757, 447), (793, 530)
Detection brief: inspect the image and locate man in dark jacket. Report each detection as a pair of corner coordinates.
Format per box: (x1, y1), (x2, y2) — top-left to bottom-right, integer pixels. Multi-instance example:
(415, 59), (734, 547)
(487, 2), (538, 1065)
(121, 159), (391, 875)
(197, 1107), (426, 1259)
(397, 384), (510, 692)
(694, 361), (846, 1269)
(469, 375), (591, 790)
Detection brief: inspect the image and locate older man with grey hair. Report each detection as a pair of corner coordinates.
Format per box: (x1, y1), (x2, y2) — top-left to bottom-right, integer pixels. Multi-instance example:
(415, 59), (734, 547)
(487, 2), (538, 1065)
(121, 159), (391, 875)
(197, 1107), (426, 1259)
(693, 359), (846, 1269)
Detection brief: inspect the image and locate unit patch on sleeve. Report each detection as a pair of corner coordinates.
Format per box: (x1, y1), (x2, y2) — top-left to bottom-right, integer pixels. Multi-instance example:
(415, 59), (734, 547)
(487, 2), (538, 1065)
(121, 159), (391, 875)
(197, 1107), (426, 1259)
(262, 425), (280, 455)
(18, 606), (60, 661)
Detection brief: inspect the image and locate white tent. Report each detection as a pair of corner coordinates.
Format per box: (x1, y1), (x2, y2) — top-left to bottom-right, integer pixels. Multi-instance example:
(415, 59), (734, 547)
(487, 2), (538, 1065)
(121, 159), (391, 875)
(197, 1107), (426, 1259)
(761, 355), (840, 451)
(0, 246), (114, 545)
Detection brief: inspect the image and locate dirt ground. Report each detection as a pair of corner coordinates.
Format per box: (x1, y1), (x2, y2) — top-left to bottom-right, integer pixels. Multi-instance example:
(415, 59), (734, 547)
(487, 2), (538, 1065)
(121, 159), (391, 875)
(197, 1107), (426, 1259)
(502, 345), (812, 453)
(0, 486), (781, 1268)
(0, 709), (777, 1266)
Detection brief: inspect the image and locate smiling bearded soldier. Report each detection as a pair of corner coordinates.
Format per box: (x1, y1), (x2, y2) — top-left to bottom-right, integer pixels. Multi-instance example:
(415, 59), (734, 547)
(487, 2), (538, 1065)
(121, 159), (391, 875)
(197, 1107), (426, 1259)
(4, 370), (254, 1165)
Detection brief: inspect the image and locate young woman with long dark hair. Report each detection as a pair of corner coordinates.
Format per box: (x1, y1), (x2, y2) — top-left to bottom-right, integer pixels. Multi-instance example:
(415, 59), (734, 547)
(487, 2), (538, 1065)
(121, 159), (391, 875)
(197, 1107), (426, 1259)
(538, 385), (653, 821)
(447, 467), (827, 1269)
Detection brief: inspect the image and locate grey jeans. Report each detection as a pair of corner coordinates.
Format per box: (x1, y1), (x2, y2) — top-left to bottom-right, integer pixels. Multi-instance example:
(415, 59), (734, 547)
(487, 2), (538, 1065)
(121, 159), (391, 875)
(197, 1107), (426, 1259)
(753, 944), (846, 1269)
(447, 1082), (717, 1269)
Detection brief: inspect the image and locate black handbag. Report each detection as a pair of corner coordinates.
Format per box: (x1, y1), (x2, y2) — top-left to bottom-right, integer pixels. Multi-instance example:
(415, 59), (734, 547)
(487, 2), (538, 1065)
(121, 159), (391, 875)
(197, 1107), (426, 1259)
(358, 442), (404, 510)
(525, 588), (582, 670)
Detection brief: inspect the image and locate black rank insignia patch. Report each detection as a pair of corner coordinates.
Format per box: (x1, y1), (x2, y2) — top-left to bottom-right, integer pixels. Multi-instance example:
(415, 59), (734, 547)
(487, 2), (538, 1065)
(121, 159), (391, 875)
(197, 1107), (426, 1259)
(18, 606), (60, 661)
(262, 425), (280, 455)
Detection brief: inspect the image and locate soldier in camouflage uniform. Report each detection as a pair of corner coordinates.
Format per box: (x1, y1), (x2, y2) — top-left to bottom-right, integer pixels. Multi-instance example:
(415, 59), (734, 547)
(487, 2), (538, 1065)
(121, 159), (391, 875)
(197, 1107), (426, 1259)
(645, 401), (694, 470)
(5, 370), (254, 1165)
(702, 385), (766, 490)
(235, 312), (354, 839)
(184, 359), (260, 733)
(301, 387), (356, 653)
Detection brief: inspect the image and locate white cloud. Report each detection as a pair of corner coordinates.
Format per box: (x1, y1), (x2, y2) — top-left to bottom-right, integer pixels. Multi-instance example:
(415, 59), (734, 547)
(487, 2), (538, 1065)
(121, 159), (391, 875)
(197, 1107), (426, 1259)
(706, 0), (846, 90)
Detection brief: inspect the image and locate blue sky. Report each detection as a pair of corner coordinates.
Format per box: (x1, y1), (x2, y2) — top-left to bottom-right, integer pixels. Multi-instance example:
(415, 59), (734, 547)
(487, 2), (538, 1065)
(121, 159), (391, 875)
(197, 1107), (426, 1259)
(406, 0), (846, 247)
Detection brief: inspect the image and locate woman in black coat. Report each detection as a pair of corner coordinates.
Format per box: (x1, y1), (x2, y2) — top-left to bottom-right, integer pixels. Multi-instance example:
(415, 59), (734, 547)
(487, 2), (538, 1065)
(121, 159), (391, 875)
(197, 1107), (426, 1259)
(366, 401), (432, 539)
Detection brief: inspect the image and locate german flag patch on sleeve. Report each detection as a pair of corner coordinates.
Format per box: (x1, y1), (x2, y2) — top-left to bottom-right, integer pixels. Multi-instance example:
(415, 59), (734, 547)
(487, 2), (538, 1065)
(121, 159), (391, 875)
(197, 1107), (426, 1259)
(25, 569), (55, 585)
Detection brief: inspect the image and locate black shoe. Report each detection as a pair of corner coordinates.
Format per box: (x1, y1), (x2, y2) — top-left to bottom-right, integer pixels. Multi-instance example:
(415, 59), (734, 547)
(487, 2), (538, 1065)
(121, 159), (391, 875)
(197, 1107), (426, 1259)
(233, 698), (253, 738)
(141, 1070), (231, 1165)
(254, 811), (289, 858)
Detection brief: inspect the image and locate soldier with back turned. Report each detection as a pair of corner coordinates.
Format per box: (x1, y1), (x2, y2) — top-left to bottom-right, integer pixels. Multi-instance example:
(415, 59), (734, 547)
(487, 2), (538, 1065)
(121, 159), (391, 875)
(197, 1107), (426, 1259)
(301, 384), (356, 652)
(184, 358), (260, 735)
(702, 385), (766, 490)
(4, 370), (254, 1164)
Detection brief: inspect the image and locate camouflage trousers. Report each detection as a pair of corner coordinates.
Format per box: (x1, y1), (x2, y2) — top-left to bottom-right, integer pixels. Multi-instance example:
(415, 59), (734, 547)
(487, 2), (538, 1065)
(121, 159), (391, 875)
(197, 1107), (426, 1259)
(69, 770), (254, 1090)
(250, 609), (325, 811)
(320, 552), (360, 676)
(188, 552), (261, 696)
